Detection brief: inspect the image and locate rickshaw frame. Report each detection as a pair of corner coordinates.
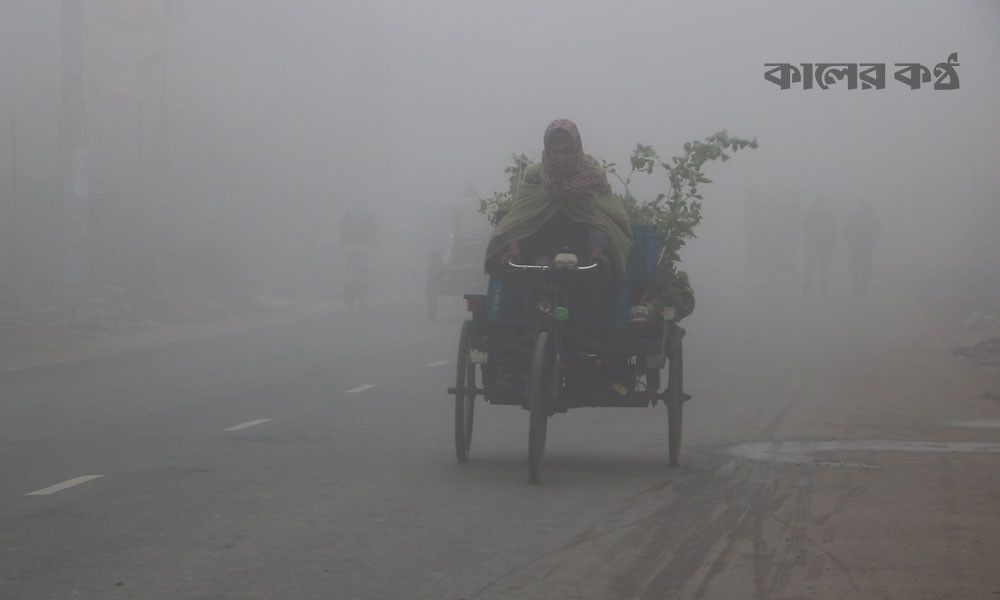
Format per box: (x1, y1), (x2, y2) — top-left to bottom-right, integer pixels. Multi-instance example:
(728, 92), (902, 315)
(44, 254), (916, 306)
(447, 254), (688, 483)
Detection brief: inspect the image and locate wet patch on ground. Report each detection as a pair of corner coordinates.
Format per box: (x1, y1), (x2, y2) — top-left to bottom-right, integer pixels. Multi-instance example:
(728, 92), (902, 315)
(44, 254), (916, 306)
(729, 440), (1000, 468)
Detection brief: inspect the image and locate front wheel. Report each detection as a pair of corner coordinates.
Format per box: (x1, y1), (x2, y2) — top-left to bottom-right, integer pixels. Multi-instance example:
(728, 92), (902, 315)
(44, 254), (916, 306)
(454, 320), (475, 462)
(528, 331), (554, 484)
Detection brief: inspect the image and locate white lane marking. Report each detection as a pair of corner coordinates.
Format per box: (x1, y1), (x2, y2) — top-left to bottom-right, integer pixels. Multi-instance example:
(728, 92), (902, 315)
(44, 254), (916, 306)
(1, 359), (78, 374)
(941, 419), (1000, 429)
(427, 360), (450, 367)
(345, 384), (376, 394)
(224, 419), (273, 432)
(730, 440), (1000, 467)
(27, 475), (103, 496)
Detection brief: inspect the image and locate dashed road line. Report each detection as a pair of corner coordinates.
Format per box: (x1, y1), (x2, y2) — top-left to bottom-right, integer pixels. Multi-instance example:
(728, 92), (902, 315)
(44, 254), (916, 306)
(345, 384), (376, 394)
(27, 475), (103, 496)
(941, 419), (1000, 429)
(427, 360), (450, 367)
(225, 419), (273, 431)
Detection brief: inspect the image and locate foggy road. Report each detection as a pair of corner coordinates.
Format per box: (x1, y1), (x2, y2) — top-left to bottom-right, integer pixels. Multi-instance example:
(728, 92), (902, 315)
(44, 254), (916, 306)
(2, 2), (998, 599)
(2, 286), (997, 600)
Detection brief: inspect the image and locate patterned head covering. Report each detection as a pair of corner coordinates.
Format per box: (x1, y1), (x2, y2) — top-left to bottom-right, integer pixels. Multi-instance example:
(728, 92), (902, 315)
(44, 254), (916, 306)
(541, 119), (610, 200)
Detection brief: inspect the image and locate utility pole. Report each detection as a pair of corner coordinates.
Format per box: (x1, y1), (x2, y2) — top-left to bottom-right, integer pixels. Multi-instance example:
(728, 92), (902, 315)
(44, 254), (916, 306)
(60, 0), (90, 306)
(9, 120), (18, 312)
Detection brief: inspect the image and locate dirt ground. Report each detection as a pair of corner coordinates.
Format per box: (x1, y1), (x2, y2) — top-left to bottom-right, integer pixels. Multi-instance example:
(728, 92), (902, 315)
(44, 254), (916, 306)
(727, 290), (999, 599)
(467, 280), (1000, 599)
(624, 282), (1000, 599)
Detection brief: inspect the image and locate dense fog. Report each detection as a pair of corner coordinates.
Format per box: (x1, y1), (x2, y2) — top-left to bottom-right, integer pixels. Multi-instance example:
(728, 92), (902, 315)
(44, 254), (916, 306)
(3, 4), (1000, 597)
(1, 0), (998, 316)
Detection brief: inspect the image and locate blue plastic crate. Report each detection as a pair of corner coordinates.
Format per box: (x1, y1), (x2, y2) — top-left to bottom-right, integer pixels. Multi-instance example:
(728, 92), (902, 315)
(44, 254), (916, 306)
(626, 224), (659, 282)
(612, 285), (631, 329)
(486, 278), (524, 324)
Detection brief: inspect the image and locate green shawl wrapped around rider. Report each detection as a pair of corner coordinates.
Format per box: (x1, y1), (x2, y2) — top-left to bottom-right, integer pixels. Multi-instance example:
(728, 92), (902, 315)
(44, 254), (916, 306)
(485, 120), (633, 278)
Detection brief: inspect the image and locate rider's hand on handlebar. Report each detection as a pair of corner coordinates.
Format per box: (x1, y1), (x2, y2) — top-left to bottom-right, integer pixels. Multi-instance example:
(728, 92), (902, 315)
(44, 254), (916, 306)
(501, 240), (521, 263)
(589, 248), (610, 267)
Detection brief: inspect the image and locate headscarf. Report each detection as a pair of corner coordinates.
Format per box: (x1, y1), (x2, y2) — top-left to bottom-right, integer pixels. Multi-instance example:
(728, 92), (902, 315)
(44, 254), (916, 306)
(484, 120), (633, 278)
(541, 119), (611, 200)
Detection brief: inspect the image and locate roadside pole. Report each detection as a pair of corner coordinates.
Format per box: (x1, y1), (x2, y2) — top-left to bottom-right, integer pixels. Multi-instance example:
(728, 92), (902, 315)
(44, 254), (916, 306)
(9, 120), (18, 312)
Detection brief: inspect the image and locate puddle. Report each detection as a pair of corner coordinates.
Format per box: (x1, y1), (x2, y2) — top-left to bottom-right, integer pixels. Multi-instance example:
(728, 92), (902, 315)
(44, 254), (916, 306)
(940, 419), (1000, 429)
(730, 440), (1000, 467)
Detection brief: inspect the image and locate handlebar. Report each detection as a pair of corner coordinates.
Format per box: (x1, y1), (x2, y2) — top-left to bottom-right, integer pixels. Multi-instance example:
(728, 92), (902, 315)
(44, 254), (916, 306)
(507, 258), (600, 271)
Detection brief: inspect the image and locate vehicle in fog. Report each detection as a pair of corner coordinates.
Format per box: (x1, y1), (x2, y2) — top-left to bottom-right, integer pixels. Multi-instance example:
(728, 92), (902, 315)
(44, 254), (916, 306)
(425, 203), (490, 320)
(449, 226), (688, 483)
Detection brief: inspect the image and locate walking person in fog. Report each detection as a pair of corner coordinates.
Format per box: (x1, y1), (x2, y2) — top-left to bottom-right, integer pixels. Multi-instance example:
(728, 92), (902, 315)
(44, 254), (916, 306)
(801, 197), (838, 295)
(843, 199), (881, 294)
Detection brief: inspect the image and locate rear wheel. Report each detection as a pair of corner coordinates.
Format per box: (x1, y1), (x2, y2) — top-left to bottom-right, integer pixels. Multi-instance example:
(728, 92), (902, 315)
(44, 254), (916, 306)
(528, 331), (553, 484)
(454, 320), (476, 462)
(426, 269), (439, 321)
(666, 330), (684, 466)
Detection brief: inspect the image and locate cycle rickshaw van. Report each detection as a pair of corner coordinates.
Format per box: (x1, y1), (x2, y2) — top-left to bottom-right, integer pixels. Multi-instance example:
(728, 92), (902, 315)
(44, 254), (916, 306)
(447, 223), (689, 483)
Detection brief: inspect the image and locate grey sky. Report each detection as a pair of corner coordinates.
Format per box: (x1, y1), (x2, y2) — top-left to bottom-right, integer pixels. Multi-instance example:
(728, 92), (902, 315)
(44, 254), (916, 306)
(162, 1), (1000, 205)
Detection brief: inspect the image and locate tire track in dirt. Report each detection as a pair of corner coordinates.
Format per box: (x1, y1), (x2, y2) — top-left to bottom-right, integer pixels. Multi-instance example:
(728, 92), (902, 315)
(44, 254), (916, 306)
(937, 455), (963, 580)
(631, 457), (808, 600)
(468, 447), (874, 600)
(467, 375), (864, 600)
(760, 474), (811, 596)
(626, 456), (865, 600)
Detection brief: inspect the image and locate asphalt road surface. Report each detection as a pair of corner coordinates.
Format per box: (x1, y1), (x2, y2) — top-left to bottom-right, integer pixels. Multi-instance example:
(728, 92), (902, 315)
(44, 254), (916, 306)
(2, 287), (998, 599)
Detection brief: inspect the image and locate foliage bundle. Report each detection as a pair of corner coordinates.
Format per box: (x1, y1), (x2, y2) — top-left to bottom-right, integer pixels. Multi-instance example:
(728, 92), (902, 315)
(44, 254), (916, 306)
(478, 130), (758, 307)
(602, 130), (758, 276)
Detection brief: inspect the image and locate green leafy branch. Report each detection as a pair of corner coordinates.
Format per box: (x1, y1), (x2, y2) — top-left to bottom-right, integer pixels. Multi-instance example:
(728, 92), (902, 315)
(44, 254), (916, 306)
(478, 153), (531, 227)
(605, 130), (758, 277)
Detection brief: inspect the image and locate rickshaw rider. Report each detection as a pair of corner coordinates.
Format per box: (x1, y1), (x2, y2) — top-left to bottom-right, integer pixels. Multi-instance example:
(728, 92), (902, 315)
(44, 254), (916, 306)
(484, 119), (633, 344)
